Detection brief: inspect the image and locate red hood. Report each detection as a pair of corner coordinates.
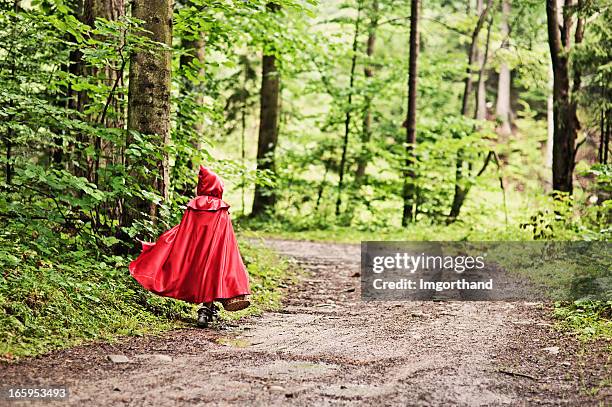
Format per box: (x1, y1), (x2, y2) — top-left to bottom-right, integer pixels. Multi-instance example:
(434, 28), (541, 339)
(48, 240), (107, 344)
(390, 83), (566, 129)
(197, 165), (224, 198)
(188, 165), (229, 212)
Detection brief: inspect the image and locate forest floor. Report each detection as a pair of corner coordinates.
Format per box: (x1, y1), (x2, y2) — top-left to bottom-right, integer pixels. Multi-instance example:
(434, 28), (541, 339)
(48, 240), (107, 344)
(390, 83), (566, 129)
(1, 239), (610, 406)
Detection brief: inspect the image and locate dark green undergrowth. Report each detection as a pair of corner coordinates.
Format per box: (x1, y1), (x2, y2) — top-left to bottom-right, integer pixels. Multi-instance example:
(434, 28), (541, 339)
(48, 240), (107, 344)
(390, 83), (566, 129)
(0, 229), (290, 361)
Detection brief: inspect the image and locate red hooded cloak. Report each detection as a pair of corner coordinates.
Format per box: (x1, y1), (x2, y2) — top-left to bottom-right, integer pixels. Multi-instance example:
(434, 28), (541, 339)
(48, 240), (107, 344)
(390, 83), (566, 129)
(129, 166), (250, 304)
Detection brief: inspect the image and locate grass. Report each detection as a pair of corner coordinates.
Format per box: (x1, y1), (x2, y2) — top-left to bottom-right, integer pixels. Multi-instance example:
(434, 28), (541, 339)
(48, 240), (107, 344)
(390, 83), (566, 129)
(485, 242), (611, 302)
(553, 301), (612, 342)
(0, 231), (292, 361)
(240, 222), (532, 244)
(221, 240), (295, 320)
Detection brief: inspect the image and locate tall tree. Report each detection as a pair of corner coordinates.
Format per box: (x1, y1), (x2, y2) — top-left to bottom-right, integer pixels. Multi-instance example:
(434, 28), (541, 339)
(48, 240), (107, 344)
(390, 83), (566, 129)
(546, 0), (584, 193)
(335, 0), (363, 217)
(495, 0), (512, 135)
(602, 110), (610, 165)
(448, 0), (494, 222)
(83, 0), (125, 186)
(60, 0), (125, 182)
(475, 0), (487, 121)
(4, 0), (21, 183)
(126, 0), (173, 223)
(355, 0), (379, 185)
(64, 0), (85, 177)
(172, 31), (206, 197)
(252, 3), (281, 217)
(401, 0), (420, 226)
(475, 15), (493, 123)
(460, 0), (493, 118)
(546, 64), (554, 168)
(179, 33), (206, 150)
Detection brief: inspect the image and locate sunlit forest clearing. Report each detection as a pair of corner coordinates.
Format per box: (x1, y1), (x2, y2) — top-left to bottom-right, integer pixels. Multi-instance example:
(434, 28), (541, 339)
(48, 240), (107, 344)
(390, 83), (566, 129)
(0, 0), (610, 380)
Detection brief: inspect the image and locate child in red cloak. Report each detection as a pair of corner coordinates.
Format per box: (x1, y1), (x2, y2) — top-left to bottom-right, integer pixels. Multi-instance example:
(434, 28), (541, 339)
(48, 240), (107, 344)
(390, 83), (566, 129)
(129, 165), (250, 327)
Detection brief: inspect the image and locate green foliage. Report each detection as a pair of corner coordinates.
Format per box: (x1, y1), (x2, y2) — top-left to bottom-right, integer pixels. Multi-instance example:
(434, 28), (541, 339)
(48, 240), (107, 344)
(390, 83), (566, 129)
(0, 227), (192, 360)
(579, 164), (612, 239)
(553, 301), (612, 341)
(515, 164), (612, 242)
(485, 241), (611, 302)
(241, 220), (532, 243)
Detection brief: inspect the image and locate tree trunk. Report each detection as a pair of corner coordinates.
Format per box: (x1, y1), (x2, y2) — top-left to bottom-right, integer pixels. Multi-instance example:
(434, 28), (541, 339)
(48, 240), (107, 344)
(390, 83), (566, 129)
(178, 32), (206, 189)
(475, 0), (487, 121)
(5, 132), (12, 185)
(475, 16), (492, 122)
(179, 34), (206, 149)
(83, 0), (125, 186)
(401, 0), (420, 226)
(355, 0), (378, 184)
(604, 109), (610, 165)
(126, 0), (172, 224)
(495, 0), (512, 134)
(316, 159), (331, 211)
(546, 64), (554, 168)
(546, 0), (582, 194)
(65, 0), (86, 178)
(597, 107), (606, 164)
(241, 90), (247, 215)
(448, 0), (494, 222)
(83, 0), (124, 26)
(335, 1), (363, 217)
(252, 4), (281, 218)
(459, 0), (492, 118)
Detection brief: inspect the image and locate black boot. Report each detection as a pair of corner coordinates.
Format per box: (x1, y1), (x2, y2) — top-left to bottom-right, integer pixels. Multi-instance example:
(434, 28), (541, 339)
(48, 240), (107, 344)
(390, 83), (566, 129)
(197, 304), (218, 328)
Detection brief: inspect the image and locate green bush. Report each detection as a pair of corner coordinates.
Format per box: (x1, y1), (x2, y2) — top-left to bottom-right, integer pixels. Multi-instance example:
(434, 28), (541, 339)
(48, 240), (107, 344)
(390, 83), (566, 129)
(0, 228), (191, 360)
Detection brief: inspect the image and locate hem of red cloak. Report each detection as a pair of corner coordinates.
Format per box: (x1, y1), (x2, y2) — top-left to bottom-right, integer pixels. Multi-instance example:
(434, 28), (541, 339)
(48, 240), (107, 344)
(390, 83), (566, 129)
(129, 262), (250, 304)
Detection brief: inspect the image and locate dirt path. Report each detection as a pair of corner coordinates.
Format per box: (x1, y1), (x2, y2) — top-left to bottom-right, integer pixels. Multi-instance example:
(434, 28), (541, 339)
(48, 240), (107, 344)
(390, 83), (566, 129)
(1, 239), (610, 406)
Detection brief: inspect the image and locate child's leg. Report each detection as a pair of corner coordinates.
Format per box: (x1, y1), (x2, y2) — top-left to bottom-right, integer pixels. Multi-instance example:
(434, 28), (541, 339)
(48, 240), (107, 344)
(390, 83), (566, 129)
(196, 302), (218, 327)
